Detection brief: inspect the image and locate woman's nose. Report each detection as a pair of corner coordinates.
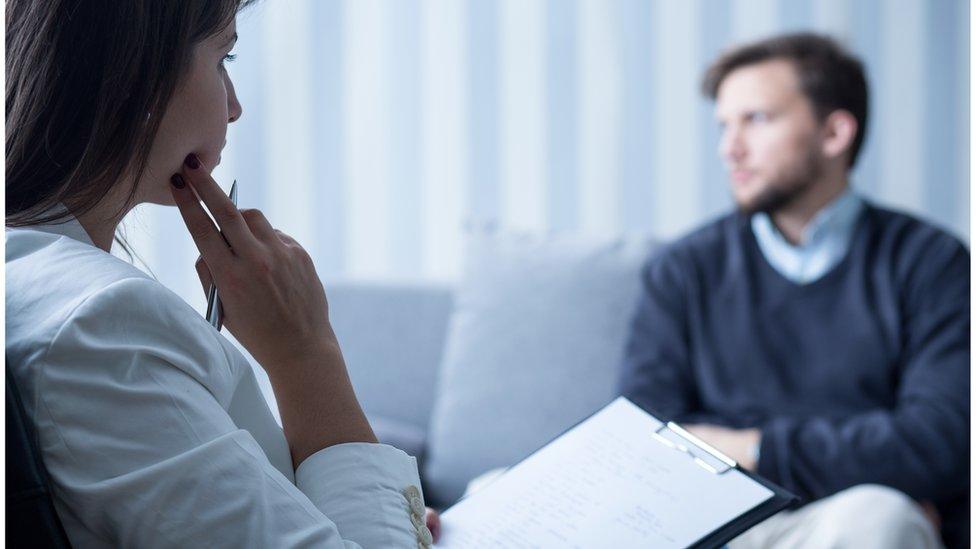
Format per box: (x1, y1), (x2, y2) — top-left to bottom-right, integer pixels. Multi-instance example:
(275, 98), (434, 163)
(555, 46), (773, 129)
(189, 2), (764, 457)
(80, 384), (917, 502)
(225, 74), (243, 123)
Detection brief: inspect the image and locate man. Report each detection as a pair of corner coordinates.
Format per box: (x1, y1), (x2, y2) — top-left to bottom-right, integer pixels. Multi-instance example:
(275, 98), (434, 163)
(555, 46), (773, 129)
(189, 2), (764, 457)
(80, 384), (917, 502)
(619, 33), (969, 549)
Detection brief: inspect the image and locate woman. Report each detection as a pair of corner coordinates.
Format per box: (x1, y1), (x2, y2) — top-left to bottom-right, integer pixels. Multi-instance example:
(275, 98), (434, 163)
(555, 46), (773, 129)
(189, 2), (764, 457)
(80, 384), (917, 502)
(6, 1), (439, 546)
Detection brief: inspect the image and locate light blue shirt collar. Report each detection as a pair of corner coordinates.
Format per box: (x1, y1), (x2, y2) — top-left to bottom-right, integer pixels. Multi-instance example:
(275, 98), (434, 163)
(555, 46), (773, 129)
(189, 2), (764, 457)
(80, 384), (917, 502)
(750, 188), (864, 284)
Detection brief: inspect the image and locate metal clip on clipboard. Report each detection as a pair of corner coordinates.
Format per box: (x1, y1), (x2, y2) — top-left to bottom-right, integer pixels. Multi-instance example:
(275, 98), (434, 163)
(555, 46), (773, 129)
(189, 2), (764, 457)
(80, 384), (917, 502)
(651, 421), (738, 475)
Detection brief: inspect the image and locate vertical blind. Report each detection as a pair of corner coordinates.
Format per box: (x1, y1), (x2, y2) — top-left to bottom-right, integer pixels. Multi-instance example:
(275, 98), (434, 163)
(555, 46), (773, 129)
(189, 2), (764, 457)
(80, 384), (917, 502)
(127, 0), (970, 312)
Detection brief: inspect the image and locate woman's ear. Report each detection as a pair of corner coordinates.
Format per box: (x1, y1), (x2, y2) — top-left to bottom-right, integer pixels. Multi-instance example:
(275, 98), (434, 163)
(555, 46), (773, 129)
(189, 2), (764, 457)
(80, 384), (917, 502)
(821, 109), (858, 162)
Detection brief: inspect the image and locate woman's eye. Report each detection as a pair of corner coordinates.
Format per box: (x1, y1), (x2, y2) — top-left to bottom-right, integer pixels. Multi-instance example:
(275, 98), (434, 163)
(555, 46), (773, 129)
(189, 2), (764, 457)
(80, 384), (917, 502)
(220, 53), (237, 67)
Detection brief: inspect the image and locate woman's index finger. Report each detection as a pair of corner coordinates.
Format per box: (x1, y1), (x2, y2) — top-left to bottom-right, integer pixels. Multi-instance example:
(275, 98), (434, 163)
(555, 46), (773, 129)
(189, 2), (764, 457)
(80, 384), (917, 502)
(180, 153), (256, 251)
(169, 173), (235, 268)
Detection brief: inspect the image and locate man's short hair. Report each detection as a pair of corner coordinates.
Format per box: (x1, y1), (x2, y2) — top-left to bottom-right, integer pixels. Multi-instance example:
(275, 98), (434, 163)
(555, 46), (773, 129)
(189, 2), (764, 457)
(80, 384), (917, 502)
(702, 32), (869, 168)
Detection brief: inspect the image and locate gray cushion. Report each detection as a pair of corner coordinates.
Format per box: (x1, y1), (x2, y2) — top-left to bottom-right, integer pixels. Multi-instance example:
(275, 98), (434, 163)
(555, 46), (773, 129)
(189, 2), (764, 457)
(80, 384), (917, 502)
(423, 231), (656, 505)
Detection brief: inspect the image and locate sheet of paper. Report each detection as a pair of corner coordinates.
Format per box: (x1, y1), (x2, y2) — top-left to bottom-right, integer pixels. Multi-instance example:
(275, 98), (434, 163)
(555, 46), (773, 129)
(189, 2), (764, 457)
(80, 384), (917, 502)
(436, 398), (773, 548)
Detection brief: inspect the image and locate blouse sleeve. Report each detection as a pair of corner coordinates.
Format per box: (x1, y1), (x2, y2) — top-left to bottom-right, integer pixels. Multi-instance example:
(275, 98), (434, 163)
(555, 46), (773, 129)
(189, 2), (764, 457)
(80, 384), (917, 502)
(34, 276), (428, 548)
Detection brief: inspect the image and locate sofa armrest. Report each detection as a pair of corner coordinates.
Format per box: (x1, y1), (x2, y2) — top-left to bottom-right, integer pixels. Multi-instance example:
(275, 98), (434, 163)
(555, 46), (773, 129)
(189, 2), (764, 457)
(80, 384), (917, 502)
(325, 279), (454, 435)
(368, 414), (428, 461)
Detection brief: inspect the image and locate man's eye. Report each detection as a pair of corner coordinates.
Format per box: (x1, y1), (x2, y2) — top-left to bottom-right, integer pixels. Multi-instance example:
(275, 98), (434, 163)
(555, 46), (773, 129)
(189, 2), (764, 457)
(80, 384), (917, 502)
(220, 53), (237, 67)
(746, 111), (769, 123)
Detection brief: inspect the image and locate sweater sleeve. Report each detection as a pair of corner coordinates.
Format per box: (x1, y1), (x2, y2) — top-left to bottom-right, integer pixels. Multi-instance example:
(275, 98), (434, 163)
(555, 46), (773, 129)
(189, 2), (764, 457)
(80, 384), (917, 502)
(617, 251), (703, 420)
(757, 235), (971, 503)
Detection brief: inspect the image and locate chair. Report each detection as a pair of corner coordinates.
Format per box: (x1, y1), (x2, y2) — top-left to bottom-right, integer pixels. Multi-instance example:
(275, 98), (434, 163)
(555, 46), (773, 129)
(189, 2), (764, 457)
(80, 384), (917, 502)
(7, 362), (72, 548)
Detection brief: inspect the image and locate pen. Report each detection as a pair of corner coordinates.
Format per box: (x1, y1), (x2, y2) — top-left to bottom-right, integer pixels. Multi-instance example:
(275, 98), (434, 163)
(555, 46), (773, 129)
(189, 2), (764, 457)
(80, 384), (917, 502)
(206, 179), (237, 331)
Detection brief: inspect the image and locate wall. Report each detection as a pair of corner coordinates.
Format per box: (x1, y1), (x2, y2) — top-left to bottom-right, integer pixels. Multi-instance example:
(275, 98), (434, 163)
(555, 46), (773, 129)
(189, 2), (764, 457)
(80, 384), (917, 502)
(126, 0), (970, 310)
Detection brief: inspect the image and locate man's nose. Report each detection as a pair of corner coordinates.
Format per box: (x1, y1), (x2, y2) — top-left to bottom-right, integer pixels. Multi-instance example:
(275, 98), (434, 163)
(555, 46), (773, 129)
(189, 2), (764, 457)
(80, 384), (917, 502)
(719, 126), (746, 163)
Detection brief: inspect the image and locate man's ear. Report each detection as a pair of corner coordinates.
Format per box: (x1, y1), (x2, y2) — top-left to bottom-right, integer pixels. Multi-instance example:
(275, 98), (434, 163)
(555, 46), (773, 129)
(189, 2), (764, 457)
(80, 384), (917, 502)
(821, 110), (858, 161)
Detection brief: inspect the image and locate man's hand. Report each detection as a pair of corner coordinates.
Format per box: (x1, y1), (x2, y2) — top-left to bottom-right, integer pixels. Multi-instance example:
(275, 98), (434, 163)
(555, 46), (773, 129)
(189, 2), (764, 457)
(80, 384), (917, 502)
(684, 424), (762, 471)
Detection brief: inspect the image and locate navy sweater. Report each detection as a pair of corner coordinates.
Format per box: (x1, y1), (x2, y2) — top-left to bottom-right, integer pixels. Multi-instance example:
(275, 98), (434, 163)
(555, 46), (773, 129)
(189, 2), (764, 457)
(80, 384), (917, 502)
(618, 203), (969, 547)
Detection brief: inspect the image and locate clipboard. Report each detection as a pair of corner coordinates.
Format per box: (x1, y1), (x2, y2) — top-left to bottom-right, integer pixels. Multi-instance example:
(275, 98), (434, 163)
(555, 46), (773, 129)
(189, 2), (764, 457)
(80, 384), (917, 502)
(437, 397), (798, 548)
(649, 420), (798, 548)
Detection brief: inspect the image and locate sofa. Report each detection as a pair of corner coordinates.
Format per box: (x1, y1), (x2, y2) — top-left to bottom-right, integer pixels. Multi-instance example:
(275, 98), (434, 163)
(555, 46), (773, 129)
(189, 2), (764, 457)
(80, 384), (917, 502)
(325, 232), (658, 508)
(321, 229), (967, 548)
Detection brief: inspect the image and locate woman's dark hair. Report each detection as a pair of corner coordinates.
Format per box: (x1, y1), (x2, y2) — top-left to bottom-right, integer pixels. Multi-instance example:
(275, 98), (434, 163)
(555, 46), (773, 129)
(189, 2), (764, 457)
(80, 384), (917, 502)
(702, 32), (869, 168)
(6, 0), (255, 230)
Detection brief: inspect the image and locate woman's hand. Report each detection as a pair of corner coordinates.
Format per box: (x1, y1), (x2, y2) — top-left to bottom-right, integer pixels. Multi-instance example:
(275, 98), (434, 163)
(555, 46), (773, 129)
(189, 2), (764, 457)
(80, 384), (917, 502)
(169, 154), (333, 373)
(425, 508), (441, 544)
(170, 153), (376, 466)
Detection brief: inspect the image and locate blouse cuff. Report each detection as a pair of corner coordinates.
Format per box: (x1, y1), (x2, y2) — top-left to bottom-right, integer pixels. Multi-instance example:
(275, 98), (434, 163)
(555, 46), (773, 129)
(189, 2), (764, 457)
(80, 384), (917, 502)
(296, 442), (432, 547)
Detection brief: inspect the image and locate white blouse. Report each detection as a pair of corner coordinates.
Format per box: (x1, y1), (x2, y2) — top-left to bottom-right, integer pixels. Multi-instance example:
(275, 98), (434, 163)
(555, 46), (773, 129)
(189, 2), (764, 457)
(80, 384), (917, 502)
(5, 213), (432, 548)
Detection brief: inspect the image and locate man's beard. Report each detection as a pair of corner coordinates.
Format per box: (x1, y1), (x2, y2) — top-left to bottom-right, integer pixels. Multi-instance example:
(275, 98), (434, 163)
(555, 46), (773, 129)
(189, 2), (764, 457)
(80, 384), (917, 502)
(735, 146), (823, 216)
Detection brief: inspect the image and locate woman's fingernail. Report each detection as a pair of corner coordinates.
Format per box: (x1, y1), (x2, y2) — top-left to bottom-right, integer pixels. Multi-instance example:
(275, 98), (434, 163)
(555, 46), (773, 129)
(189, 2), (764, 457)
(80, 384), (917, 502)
(184, 154), (200, 169)
(170, 174), (186, 189)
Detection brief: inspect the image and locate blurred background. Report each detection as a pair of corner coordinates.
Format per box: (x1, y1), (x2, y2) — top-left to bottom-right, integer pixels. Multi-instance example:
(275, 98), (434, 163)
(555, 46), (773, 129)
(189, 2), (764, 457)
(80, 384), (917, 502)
(125, 0), (970, 310)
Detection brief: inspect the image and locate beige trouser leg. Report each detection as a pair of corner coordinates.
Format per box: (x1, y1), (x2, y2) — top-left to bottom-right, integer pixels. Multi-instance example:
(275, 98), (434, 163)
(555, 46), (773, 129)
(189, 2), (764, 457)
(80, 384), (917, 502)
(728, 484), (943, 549)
